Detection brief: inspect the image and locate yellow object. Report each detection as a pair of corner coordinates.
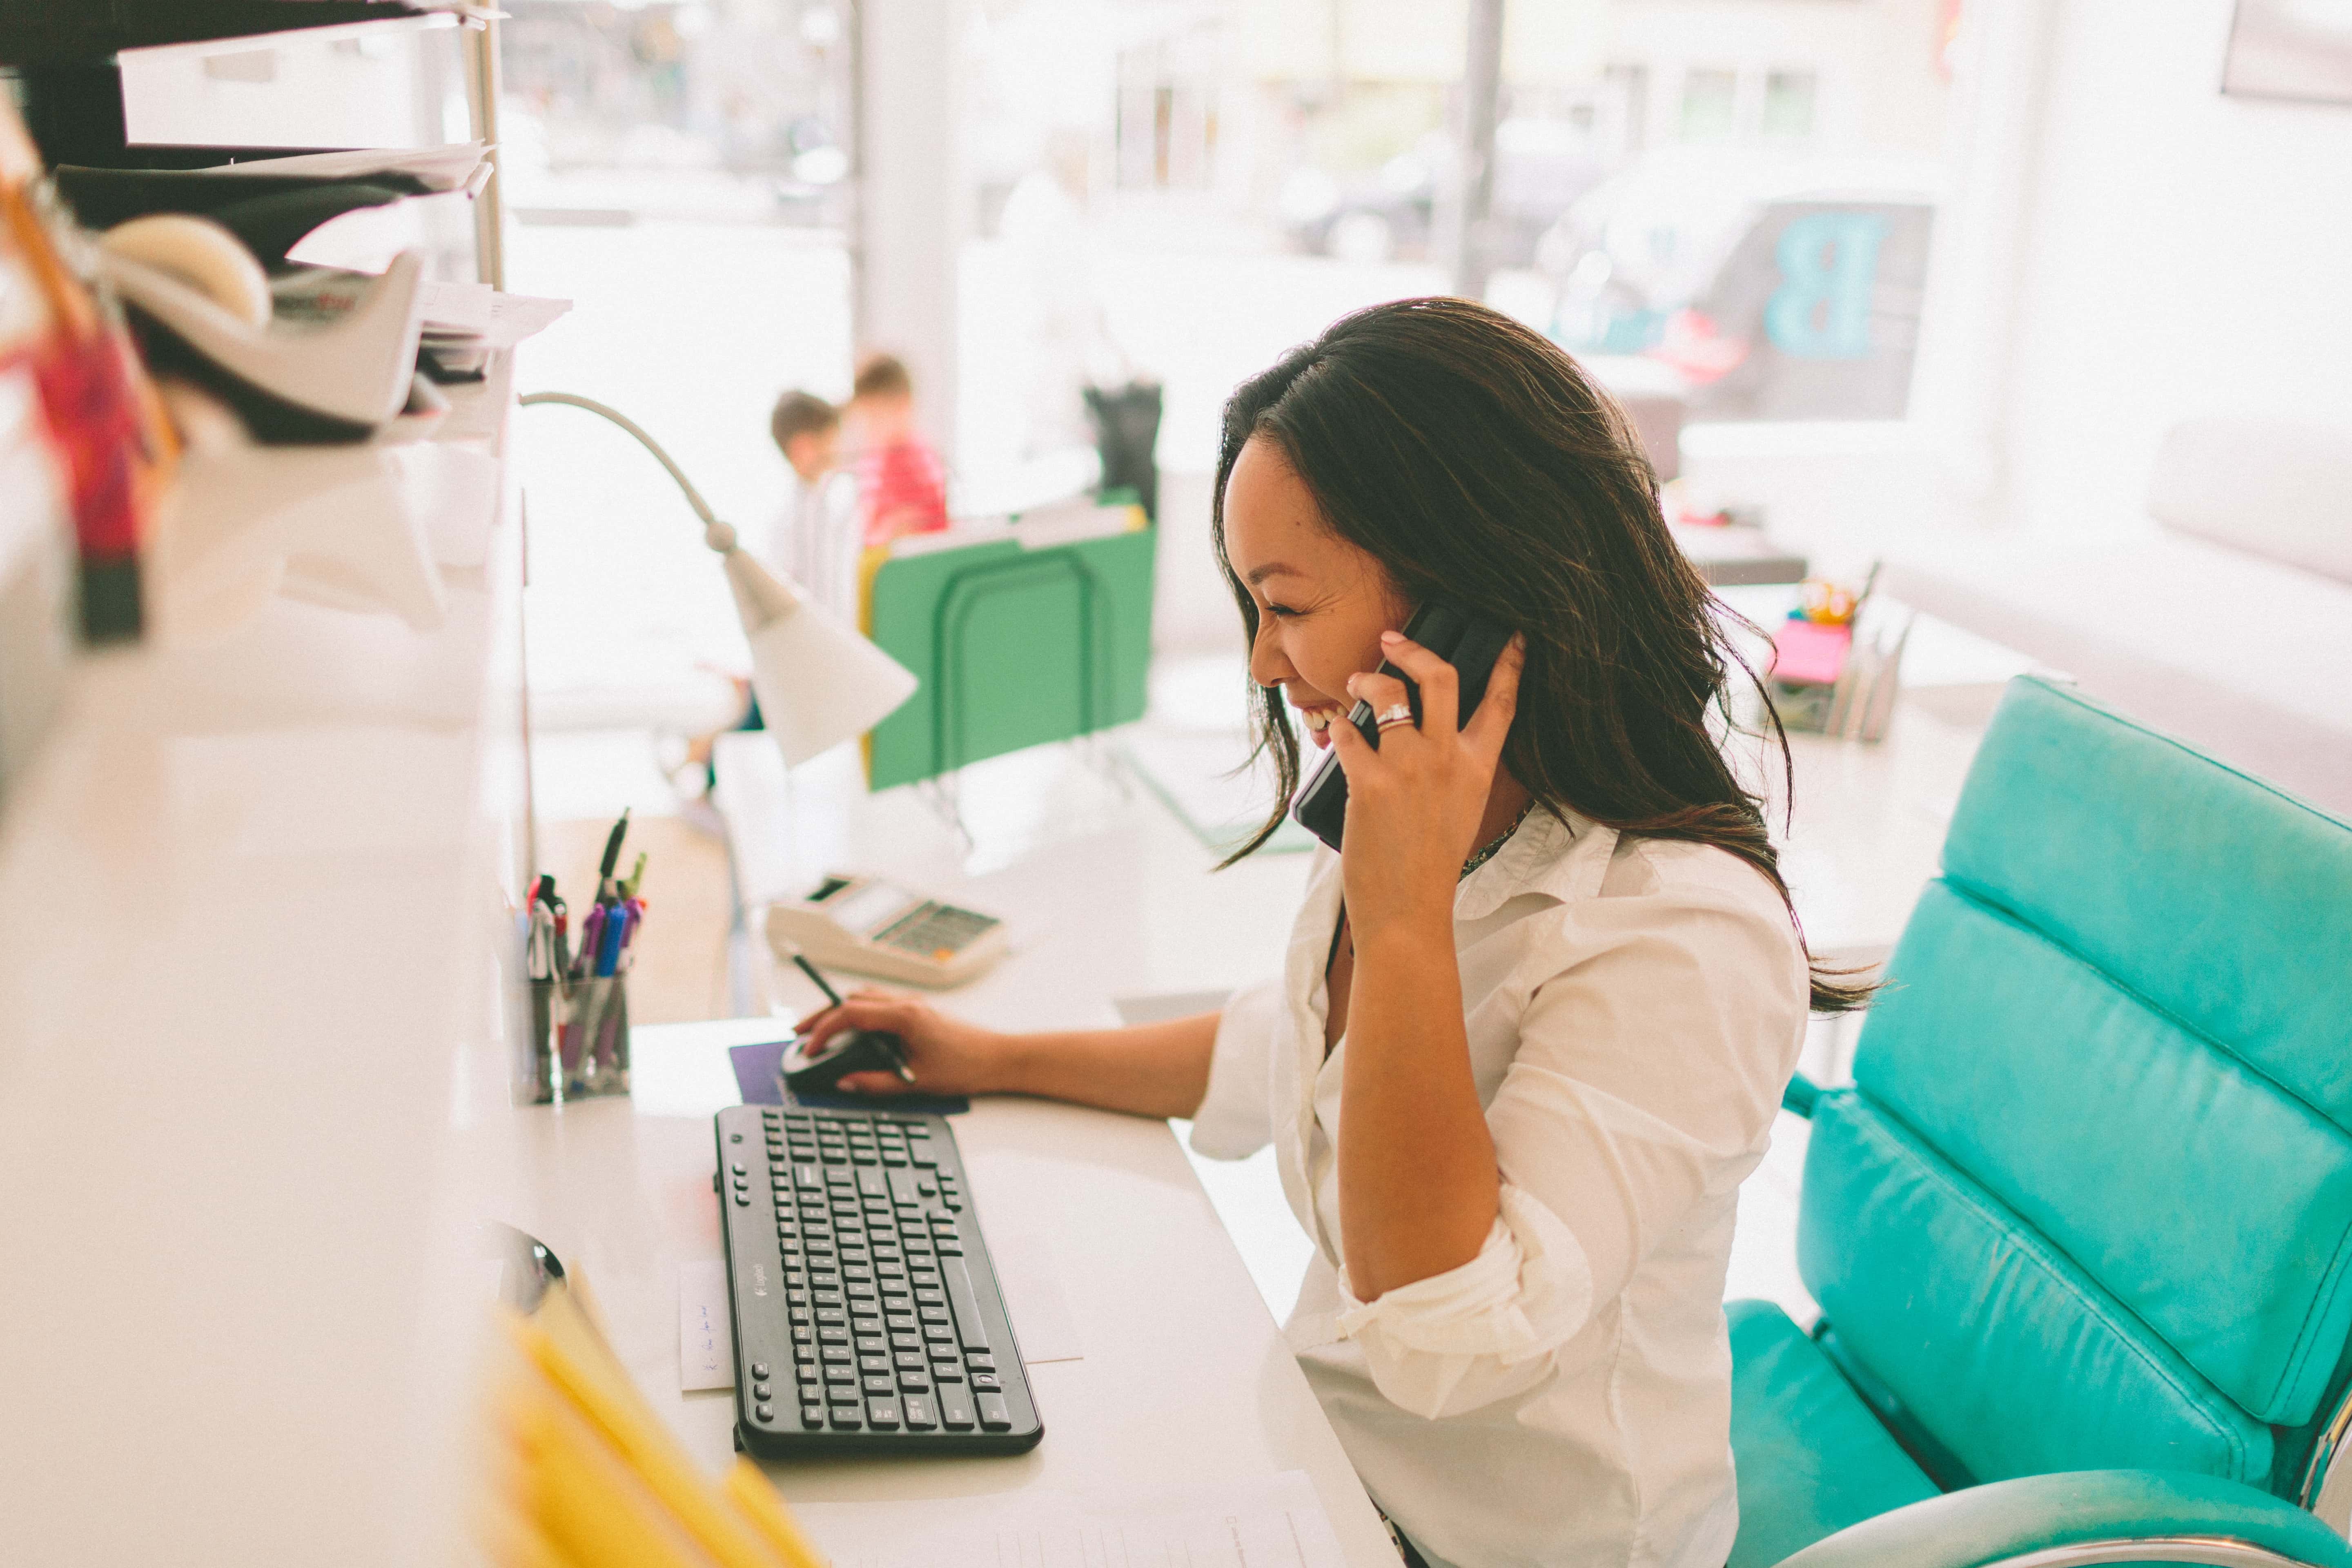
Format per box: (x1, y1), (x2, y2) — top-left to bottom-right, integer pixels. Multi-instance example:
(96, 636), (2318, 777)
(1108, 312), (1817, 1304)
(1798, 577), (1860, 626)
(484, 1271), (827, 1568)
(723, 1461), (828, 1568)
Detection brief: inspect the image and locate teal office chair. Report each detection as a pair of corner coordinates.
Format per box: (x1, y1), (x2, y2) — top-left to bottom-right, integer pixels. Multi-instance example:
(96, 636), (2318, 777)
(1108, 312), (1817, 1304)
(1728, 676), (2352, 1568)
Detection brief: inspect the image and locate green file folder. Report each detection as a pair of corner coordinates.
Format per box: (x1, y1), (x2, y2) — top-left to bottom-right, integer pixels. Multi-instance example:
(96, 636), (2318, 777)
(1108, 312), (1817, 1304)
(864, 521), (1155, 790)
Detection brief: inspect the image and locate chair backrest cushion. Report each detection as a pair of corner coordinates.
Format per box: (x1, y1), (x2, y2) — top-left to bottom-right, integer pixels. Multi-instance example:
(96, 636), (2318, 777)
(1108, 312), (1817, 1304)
(1805, 677), (2352, 1485)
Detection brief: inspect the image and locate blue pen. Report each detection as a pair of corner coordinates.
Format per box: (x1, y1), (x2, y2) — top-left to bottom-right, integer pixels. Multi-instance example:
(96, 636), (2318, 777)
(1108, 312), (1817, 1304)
(593, 900), (628, 977)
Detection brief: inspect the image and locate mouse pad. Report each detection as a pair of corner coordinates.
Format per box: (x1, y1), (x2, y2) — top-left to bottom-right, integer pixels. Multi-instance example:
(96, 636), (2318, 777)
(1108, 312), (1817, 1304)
(727, 1038), (970, 1116)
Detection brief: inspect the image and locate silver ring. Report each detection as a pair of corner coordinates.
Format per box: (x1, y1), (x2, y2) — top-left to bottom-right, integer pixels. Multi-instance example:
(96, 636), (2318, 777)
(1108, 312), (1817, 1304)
(1374, 703), (1414, 729)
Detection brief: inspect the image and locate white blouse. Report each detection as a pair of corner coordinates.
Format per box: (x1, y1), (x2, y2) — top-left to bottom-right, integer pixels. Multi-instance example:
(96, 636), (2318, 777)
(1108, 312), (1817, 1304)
(1191, 808), (1808, 1568)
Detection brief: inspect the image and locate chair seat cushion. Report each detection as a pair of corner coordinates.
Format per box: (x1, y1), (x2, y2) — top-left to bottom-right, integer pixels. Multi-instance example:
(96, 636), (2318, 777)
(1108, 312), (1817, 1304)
(1728, 1300), (1941, 1568)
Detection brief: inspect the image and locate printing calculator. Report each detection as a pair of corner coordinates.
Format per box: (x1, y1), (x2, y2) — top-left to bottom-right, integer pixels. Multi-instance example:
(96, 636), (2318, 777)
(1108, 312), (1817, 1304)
(714, 1104), (1042, 1457)
(764, 873), (1009, 987)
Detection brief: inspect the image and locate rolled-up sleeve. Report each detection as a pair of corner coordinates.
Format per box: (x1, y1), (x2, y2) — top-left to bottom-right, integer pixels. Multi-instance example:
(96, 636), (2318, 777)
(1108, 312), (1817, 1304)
(1335, 1183), (1595, 1418)
(1187, 976), (1283, 1160)
(1332, 871), (1806, 1420)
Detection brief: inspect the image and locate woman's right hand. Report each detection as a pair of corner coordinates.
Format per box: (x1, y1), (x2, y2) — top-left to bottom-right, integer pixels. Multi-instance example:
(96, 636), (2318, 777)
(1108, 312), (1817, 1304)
(793, 986), (1011, 1098)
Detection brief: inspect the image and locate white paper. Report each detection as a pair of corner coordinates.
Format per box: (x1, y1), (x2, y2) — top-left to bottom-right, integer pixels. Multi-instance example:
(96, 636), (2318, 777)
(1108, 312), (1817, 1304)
(193, 141), (491, 191)
(993, 1229), (1083, 1365)
(793, 1470), (1349, 1568)
(679, 1260), (734, 1392)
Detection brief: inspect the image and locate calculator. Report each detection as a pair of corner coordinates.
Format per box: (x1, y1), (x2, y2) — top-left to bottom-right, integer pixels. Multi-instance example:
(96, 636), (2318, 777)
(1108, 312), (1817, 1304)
(765, 873), (1010, 987)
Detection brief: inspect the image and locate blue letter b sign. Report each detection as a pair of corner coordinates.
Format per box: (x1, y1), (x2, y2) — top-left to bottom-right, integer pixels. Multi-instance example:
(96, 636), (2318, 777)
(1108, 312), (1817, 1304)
(1765, 212), (1888, 360)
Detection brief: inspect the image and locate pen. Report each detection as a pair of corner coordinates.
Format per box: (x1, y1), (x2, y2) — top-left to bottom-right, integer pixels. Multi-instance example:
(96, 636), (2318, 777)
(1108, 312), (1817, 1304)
(575, 904), (606, 980)
(595, 809), (630, 901)
(791, 951), (843, 1009)
(593, 900), (627, 977)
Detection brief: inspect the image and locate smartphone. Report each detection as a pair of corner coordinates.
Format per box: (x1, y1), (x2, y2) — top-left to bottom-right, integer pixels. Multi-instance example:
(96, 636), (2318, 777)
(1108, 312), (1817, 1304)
(1290, 600), (1515, 853)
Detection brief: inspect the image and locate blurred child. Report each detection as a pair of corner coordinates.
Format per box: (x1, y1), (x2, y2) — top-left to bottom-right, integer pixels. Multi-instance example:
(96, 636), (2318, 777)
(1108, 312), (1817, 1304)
(768, 389), (857, 618)
(847, 352), (950, 546)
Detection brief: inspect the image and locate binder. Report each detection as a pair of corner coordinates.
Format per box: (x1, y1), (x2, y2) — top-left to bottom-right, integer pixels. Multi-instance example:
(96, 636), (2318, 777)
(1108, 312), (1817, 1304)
(862, 507), (1154, 790)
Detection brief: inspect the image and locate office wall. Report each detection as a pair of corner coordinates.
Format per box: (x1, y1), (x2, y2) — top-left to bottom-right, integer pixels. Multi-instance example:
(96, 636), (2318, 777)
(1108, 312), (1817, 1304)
(2000, 0), (2352, 535)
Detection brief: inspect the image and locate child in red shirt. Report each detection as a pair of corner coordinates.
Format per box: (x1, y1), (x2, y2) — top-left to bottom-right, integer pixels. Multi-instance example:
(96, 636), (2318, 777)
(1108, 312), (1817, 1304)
(848, 352), (949, 547)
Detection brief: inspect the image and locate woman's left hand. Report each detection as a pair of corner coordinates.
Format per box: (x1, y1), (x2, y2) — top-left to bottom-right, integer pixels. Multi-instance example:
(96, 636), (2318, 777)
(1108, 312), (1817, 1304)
(1327, 630), (1526, 943)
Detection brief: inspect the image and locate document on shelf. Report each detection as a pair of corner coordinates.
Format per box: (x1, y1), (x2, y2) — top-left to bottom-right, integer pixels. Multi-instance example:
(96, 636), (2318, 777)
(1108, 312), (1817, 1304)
(792, 1470), (1349, 1568)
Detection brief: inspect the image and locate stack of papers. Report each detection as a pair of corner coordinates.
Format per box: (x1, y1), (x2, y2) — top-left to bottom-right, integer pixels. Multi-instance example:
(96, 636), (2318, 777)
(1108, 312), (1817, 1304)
(414, 278), (573, 375)
(271, 268), (570, 378)
(793, 1472), (1350, 1568)
(189, 141), (494, 195)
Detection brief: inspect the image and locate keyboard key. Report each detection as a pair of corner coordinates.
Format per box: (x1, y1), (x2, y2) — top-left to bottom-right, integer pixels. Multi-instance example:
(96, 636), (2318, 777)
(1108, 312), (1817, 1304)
(889, 1332), (920, 1350)
(867, 1399), (902, 1430)
(859, 1355), (891, 1374)
(829, 1407), (863, 1430)
(939, 1386), (976, 1430)
(801, 1405), (826, 1429)
(903, 1395), (938, 1430)
(755, 1403), (774, 1422)
(862, 1375), (896, 1395)
(966, 1354), (995, 1373)
(971, 1373), (1003, 1393)
(977, 1393), (1012, 1431)
(752, 1383), (773, 1401)
(751, 1362), (769, 1379)
(856, 1335), (888, 1354)
(820, 1349), (852, 1365)
(824, 1366), (855, 1383)
(898, 1371), (931, 1392)
(931, 1364), (963, 1382)
(941, 1259), (992, 1352)
(918, 1307), (951, 1326)
(818, 1328), (850, 1345)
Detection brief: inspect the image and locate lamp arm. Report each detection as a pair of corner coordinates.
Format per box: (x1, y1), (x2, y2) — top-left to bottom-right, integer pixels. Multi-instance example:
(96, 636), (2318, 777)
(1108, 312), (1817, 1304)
(517, 390), (726, 543)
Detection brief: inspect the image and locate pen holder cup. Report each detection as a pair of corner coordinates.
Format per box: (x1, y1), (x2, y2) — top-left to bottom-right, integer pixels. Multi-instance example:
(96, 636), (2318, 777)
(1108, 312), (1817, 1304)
(523, 971), (632, 1105)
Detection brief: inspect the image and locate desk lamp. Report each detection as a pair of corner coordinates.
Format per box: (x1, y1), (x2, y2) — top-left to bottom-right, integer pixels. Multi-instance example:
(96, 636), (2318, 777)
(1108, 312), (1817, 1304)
(519, 392), (917, 766)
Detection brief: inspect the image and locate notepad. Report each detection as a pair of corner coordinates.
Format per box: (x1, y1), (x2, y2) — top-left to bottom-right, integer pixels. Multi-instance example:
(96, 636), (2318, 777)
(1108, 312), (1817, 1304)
(791, 1470), (1348, 1568)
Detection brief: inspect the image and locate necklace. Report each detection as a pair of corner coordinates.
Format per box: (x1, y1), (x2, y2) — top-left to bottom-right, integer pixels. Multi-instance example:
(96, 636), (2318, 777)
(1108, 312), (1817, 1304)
(1460, 802), (1534, 880)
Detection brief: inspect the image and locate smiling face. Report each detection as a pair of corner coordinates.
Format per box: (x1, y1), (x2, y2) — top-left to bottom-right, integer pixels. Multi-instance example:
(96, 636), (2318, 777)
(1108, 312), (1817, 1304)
(1221, 434), (1411, 749)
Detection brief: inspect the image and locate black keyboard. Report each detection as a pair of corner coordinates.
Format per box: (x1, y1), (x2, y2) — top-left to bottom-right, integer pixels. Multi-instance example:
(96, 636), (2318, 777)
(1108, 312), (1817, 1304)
(714, 1104), (1044, 1456)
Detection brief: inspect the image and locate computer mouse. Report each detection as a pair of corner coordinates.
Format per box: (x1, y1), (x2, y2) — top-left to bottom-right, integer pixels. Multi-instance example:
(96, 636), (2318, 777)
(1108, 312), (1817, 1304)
(780, 1027), (912, 1096)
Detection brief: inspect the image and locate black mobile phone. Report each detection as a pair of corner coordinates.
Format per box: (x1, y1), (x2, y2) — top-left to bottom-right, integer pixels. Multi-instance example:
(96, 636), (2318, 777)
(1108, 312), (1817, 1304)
(1289, 600), (1515, 853)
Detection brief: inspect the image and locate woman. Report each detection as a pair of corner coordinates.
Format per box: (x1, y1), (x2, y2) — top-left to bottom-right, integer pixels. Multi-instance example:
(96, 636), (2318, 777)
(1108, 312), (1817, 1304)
(797, 298), (1858, 1568)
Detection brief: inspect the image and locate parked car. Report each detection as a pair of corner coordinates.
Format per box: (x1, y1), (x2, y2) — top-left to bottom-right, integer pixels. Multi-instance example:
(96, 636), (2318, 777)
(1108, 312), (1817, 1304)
(1541, 149), (1942, 420)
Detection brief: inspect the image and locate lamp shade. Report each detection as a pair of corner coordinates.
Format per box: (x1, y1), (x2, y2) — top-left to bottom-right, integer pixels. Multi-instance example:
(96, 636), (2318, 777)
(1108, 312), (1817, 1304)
(722, 544), (918, 767)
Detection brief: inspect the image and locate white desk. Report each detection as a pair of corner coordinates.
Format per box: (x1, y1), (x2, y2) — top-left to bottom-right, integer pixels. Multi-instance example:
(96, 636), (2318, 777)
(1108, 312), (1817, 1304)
(488, 1016), (1396, 1564)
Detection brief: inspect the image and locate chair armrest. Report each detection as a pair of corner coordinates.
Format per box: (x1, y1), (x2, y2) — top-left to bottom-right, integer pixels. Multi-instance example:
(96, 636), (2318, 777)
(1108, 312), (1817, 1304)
(1777, 1470), (2352, 1568)
(1783, 1071), (1821, 1118)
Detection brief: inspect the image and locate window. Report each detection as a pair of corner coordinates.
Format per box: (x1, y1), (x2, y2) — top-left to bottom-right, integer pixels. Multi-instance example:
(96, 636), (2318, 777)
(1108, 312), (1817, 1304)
(1679, 68), (1737, 142)
(1762, 69), (1817, 140)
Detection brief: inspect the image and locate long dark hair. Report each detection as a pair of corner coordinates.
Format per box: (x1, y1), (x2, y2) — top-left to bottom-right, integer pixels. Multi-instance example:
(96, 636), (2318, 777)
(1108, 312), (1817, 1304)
(1212, 296), (1868, 1014)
